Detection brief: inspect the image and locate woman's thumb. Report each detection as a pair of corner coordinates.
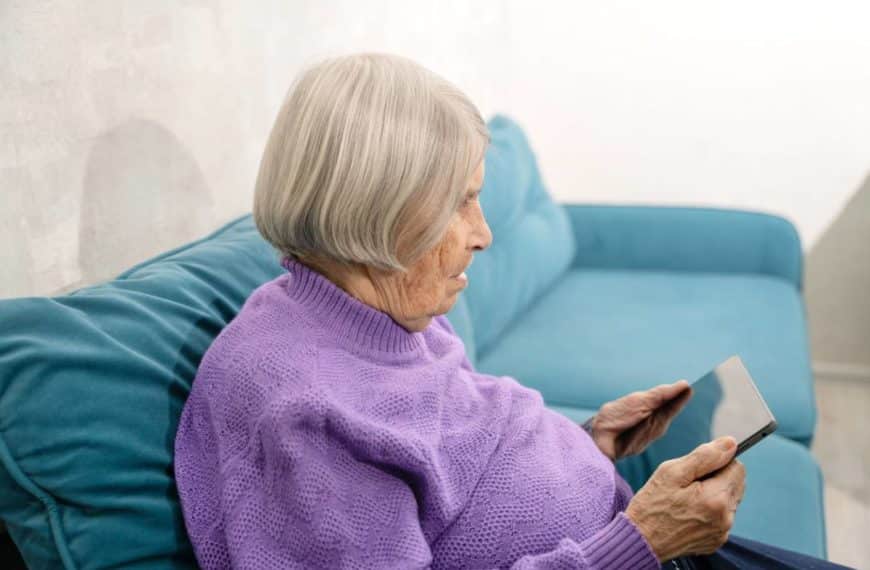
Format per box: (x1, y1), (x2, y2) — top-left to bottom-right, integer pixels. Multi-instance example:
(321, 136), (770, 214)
(674, 437), (737, 484)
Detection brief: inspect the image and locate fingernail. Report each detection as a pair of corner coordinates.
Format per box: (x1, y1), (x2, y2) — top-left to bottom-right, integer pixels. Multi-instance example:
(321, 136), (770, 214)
(719, 437), (736, 451)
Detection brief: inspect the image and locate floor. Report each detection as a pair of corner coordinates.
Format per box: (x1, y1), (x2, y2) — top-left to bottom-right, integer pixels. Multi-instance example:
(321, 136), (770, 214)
(813, 376), (870, 570)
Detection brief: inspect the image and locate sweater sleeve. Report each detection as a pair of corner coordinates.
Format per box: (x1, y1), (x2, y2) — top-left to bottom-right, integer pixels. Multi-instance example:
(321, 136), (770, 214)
(228, 416), (658, 569)
(508, 512), (660, 569)
(218, 403), (659, 570)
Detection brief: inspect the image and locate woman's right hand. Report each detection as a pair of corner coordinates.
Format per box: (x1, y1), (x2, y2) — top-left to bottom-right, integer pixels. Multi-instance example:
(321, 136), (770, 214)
(624, 436), (747, 562)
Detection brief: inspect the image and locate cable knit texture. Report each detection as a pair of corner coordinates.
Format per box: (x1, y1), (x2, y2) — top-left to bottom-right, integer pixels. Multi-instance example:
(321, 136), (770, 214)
(174, 258), (659, 569)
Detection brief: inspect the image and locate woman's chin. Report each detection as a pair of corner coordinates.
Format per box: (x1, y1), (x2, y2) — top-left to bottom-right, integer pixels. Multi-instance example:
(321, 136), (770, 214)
(437, 289), (463, 313)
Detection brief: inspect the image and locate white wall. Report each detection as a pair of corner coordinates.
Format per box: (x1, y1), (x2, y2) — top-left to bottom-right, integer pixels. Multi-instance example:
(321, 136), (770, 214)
(2, 0), (869, 299)
(501, 1), (870, 250)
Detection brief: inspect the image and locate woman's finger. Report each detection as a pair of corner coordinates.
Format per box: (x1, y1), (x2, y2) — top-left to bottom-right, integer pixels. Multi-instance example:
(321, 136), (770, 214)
(644, 380), (690, 408)
(642, 385), (692, 424)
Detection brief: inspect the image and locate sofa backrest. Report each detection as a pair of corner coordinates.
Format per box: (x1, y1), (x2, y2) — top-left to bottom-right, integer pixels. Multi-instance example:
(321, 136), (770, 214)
(0, 114), (572, 568)
(447, 115), (575, 359)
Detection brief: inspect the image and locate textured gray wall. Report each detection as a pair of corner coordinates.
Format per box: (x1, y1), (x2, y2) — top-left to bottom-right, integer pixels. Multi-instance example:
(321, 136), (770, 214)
(806, 176), (870, 373)
(0, 0), (508, 297)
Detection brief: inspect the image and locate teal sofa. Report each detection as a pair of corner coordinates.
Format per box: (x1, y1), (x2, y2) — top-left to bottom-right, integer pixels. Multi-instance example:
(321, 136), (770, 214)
(0, 115), (825, 568)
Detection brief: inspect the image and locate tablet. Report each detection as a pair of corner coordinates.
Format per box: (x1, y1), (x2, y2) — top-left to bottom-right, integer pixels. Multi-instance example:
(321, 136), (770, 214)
(642, 355), (777, 464)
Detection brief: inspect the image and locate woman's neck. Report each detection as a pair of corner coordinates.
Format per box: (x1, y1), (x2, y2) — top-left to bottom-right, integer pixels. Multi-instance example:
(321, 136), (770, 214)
(295, 255), (433, 333)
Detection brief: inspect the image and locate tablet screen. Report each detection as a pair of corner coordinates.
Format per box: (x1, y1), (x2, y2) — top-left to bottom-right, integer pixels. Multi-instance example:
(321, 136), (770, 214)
(642, 355), (777, 464)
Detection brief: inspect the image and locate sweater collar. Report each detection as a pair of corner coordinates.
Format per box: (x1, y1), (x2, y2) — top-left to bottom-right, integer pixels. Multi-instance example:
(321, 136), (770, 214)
(281, 257), (426, 353)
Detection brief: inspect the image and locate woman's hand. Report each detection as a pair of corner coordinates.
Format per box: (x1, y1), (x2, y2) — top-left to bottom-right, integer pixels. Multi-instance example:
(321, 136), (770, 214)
(625, 437), (746, 562)
(588, 380), (692, 461)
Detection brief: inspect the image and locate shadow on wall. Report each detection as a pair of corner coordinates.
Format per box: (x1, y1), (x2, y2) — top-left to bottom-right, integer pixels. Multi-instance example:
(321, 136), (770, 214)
(805, 171), (870, 374)
(78, 119), (214, 286)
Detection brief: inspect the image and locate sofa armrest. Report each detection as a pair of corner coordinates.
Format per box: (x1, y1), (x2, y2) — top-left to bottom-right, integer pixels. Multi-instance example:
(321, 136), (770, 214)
(563, 204), (804, 290)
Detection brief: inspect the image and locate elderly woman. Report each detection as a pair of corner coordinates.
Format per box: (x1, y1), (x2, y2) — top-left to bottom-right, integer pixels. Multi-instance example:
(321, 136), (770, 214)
(174, 54), (845, 570)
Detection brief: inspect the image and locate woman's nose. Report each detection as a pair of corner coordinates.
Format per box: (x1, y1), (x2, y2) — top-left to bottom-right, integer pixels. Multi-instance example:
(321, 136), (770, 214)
(471, 212), (493, 252)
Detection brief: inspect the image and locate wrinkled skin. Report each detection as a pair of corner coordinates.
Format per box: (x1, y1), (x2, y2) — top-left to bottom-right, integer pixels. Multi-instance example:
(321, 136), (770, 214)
(306, 159), (491, 332)
(626, 437), (746, 562)
(592, 380), (746, 562)
(591, 380), (692, 461)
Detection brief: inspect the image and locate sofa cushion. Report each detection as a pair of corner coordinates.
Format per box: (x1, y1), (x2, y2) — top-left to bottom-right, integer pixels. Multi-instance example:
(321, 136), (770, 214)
(478, 268), (817, 445)
(0, 215), (282, 569)
(450, 115), (575, 356)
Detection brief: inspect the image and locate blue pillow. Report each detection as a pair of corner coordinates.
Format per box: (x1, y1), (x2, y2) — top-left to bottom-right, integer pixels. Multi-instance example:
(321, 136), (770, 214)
(0, 215), (282, 568)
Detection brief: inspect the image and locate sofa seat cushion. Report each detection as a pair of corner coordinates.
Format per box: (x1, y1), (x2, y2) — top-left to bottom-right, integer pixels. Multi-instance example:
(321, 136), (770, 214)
(478, 268), (816, 445)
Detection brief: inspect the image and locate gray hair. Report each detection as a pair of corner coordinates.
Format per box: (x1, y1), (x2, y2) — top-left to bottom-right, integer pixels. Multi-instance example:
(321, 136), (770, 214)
(253, 52), (490, 271)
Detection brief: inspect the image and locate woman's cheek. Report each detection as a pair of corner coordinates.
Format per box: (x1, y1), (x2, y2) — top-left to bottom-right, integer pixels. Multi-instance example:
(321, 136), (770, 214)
(399, 253), (440, 311)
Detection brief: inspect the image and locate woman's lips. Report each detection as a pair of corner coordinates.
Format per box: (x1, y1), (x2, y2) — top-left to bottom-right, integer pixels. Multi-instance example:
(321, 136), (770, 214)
(451, 259), (473, 280)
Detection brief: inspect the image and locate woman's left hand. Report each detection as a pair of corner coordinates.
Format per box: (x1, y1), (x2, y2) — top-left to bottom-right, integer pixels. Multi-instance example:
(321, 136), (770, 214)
(588, 380), (692, 461)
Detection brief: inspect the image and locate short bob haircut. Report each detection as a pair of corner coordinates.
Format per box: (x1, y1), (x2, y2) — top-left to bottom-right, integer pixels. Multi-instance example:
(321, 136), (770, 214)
(253, 52), (490, 272)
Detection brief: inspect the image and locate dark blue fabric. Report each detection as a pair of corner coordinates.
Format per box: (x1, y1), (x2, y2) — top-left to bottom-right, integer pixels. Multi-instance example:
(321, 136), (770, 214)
(665, 535), (854, 569)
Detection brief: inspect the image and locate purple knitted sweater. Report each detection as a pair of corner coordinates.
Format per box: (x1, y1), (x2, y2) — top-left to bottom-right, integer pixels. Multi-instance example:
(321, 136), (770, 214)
(174, 258), (659, 569)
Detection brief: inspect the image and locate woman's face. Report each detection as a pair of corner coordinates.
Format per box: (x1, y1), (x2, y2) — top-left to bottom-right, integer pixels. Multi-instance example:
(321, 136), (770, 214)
(369, 160), (491, 332)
